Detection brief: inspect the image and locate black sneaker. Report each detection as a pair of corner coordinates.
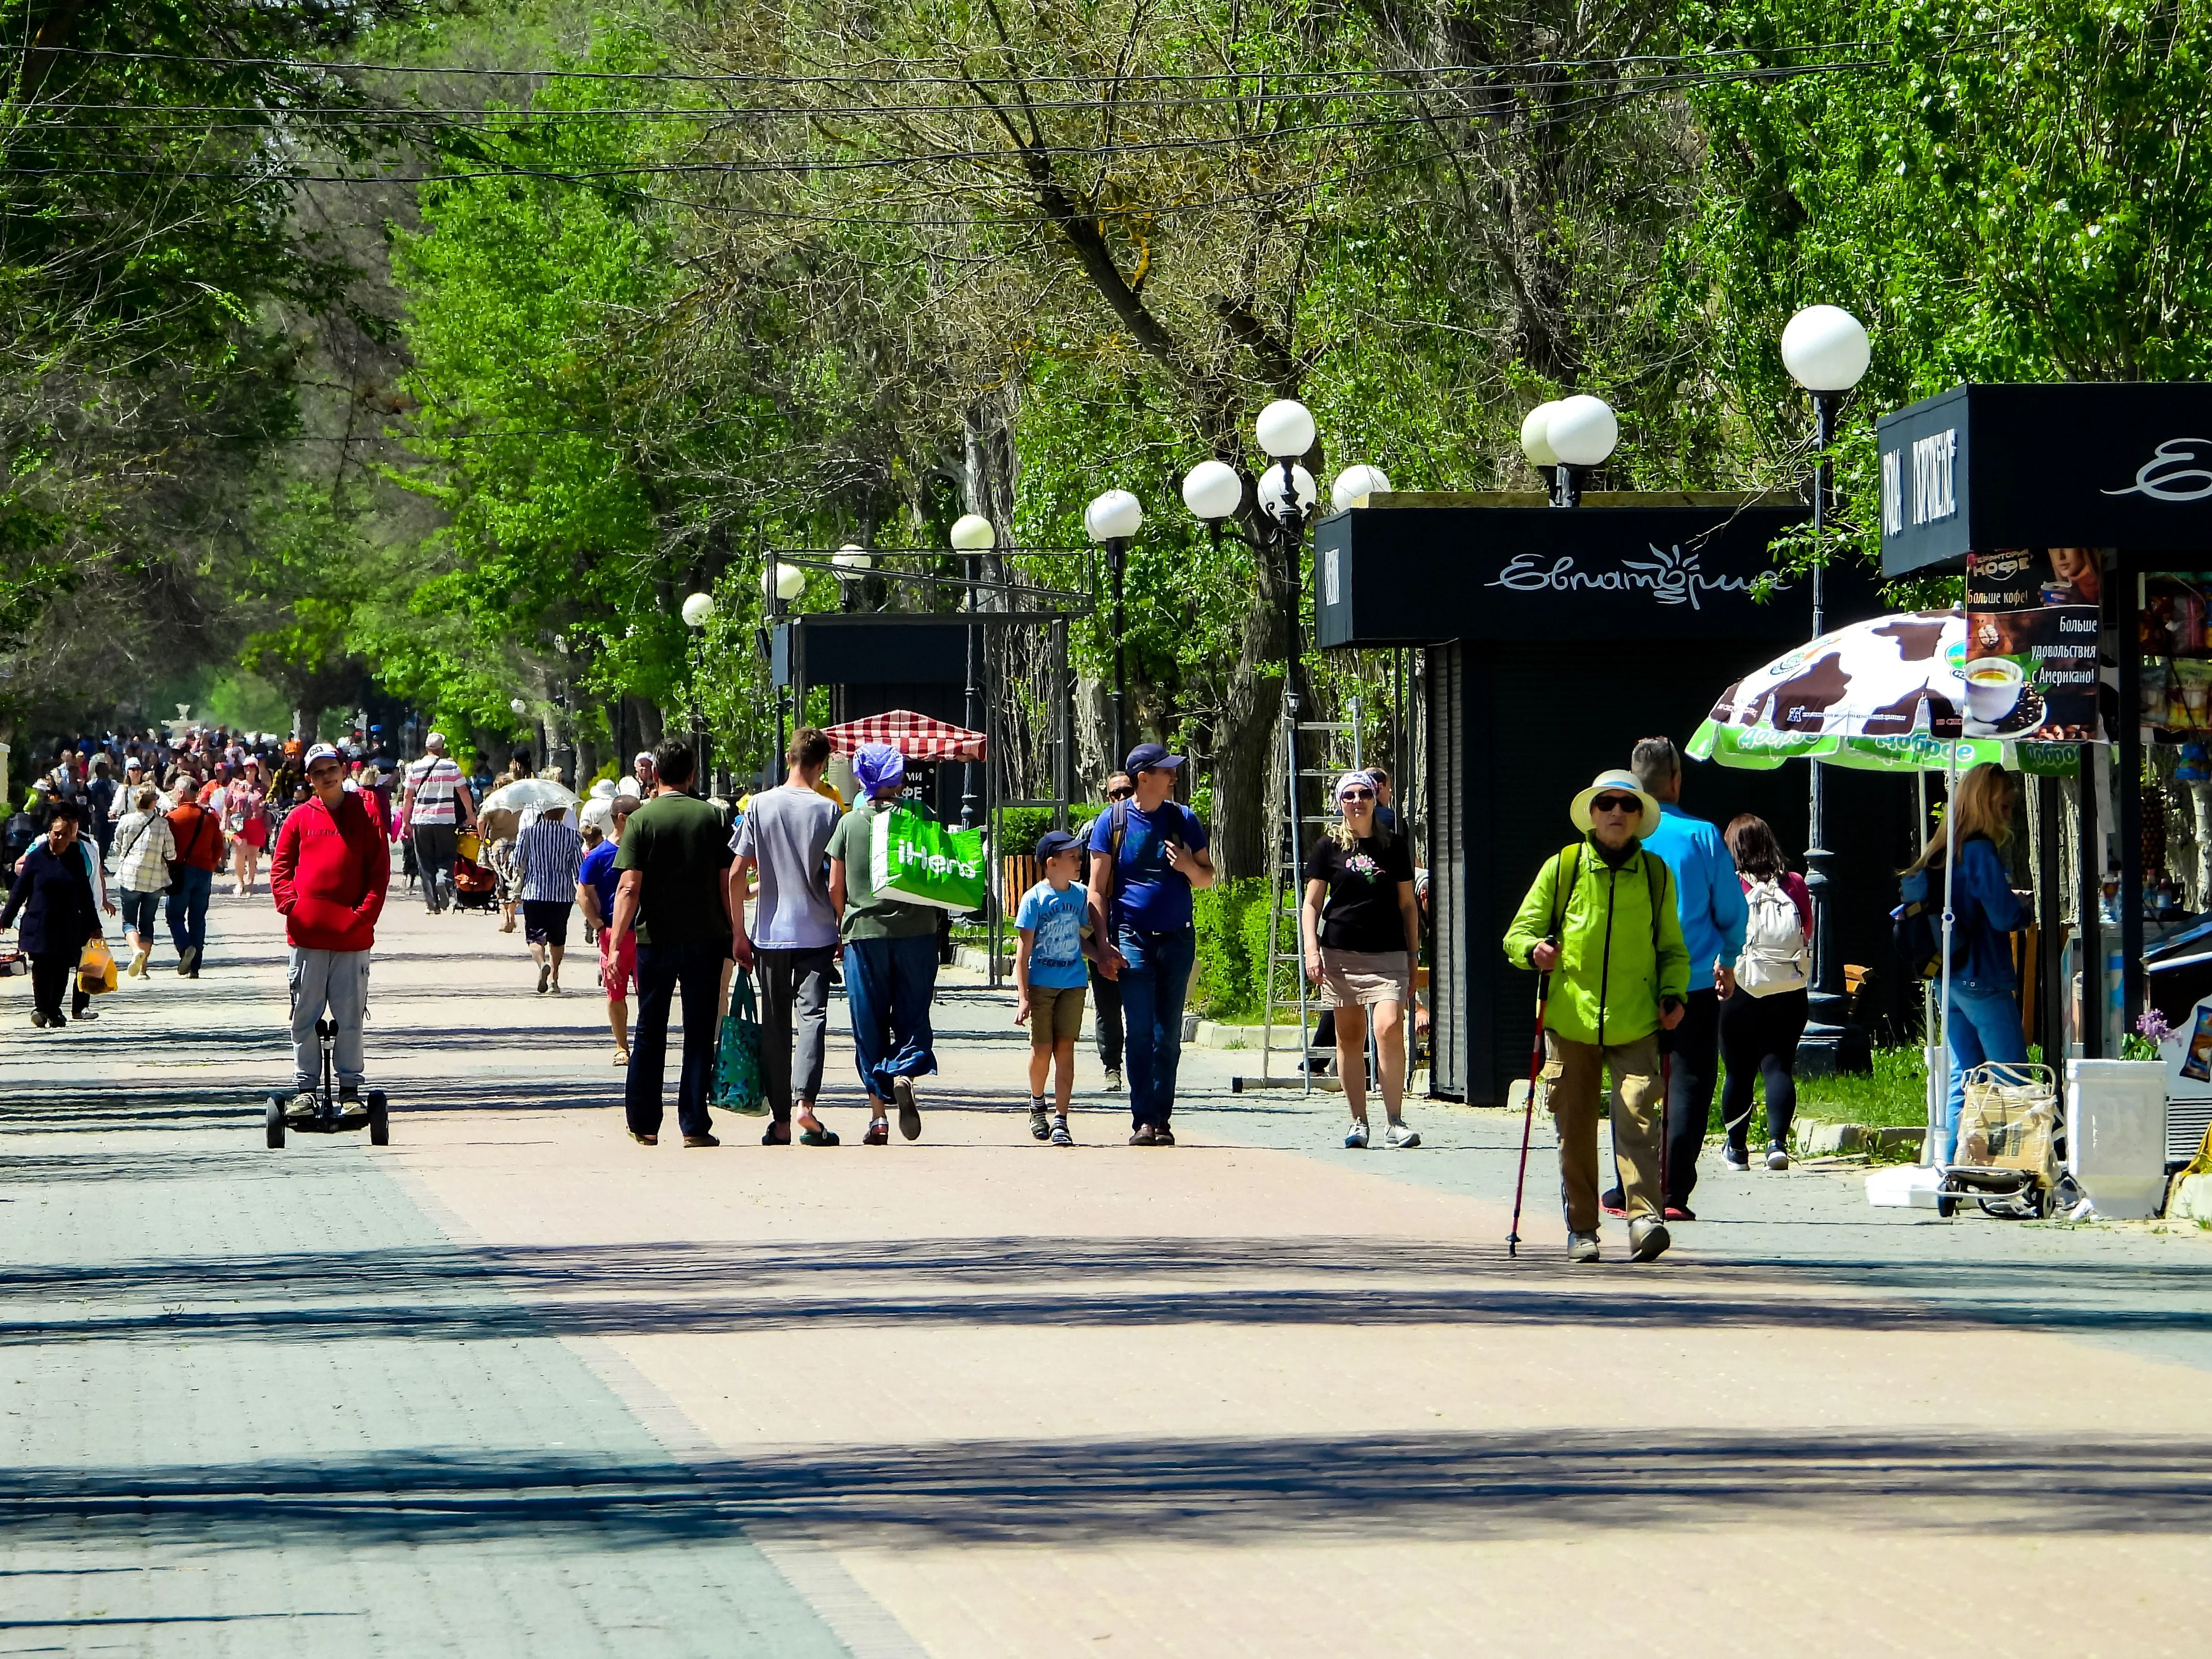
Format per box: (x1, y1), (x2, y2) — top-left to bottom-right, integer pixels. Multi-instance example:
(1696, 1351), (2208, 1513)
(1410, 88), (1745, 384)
(177, 945), (198, 976)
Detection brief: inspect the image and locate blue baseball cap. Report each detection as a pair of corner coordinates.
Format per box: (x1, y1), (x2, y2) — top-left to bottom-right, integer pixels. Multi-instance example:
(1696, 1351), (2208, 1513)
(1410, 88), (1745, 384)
(1035, 829), (1080, 861)
(1125, 742), (1184, 774)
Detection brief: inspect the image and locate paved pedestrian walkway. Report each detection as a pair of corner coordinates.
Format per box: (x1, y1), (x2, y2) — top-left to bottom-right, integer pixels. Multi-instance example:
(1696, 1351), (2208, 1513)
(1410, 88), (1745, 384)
(5, 881), (2212, 1655)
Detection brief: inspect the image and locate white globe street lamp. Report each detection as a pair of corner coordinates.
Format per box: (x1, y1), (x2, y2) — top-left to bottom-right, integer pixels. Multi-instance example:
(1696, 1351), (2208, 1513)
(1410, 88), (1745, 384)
(1181, 460), (1244, 522)
(1782, 304), (1871, 394)
(681, 591), (715, 628)
(509, 697), (528, 716)
(1330, 465), (1391, 511)
(1539, 395), (1619, 506)
(949, 512), (996, 551)
(831, 543), (873, 575)
(1545, 395), (1619, 468)
(1781, 302), (1873, 1078)
(1519, 401), (1562, 467)
(1255, 399), (1316, 459)
(760, 563), (805, 603)
(1085, 489), (1145, 765)
(1083, 489), (1143, 543)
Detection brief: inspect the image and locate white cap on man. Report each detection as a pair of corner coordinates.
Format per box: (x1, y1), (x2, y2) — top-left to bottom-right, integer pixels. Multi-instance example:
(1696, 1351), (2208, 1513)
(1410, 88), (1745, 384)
(425, 731), (447, 752)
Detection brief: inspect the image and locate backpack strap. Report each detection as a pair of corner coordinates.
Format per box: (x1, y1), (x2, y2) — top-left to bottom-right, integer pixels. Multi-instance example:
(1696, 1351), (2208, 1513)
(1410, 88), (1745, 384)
(1545, 843), (1583, 942)
(1109, 798), (1128, 861)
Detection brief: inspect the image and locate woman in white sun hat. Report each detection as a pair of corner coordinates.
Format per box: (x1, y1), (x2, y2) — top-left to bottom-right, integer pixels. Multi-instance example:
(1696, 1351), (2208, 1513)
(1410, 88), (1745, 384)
(1300, 769), (1422, 1150)
(1502, 768), (1689, 1266)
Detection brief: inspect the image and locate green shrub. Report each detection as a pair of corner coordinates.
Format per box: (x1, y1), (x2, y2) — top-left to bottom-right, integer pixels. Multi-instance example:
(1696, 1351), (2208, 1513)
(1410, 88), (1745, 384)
(1192, 878), (1269, 1017)
(994, 806), (1055, 855)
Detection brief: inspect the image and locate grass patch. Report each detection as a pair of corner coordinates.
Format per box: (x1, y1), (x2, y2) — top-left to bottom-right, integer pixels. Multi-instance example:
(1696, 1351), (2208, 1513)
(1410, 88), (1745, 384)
(1708, 1045), (1933, 1132)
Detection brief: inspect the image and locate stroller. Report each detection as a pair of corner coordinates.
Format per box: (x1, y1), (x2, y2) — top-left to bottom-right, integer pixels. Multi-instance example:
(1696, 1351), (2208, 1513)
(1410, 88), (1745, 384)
(450, 829), (501, 913)
(1938, 1061), (2073, 1219)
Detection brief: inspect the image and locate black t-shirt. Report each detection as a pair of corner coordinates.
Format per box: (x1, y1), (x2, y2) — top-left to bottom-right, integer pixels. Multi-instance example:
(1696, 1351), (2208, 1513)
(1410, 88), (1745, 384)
(1304, 832), (1416, 952)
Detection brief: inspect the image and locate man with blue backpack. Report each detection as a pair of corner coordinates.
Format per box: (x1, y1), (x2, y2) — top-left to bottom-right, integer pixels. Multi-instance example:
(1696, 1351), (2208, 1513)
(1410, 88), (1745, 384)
(1087, 743), (1216, 1145)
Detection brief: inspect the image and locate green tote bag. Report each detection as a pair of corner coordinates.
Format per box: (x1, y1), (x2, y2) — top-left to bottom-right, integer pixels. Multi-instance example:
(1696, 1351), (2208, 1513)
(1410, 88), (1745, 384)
(713, 973), (769, 1114)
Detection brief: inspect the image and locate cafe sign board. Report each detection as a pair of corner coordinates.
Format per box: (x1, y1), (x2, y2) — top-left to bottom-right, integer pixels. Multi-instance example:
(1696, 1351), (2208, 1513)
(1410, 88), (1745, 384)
(1879, 383), (2212, 577)
(1312, 500), (1863, 646)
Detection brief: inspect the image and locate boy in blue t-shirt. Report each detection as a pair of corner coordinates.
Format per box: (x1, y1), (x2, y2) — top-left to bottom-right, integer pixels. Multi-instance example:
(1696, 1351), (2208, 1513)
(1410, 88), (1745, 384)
(1015, 830), (1098, 1146)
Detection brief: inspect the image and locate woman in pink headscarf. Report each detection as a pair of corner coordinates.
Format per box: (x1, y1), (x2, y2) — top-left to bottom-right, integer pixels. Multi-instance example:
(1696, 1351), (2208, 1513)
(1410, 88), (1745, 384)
(226, 756), (270, 897)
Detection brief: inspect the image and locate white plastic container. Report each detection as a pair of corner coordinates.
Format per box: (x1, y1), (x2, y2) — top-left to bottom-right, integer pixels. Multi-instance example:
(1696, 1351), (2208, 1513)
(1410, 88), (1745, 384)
(1867, 1164), (1944, 1209)
(2066, 1058), (2168, 1219)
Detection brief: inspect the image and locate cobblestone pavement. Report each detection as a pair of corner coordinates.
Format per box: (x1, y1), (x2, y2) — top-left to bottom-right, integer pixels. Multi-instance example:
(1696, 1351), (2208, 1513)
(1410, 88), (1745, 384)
(5, 881), (2211, 1656)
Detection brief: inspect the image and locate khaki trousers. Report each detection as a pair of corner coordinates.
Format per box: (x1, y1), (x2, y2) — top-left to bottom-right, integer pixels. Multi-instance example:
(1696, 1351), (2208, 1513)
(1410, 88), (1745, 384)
(1542, 1030), (1665, 1232)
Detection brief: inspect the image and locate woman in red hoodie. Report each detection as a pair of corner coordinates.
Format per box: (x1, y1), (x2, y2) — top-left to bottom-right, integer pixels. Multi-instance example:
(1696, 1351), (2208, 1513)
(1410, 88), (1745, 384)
(269, 743), (390, 1122)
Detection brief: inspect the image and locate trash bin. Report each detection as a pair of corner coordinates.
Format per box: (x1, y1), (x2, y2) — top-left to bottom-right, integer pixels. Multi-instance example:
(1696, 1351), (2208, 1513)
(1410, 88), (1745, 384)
(2066, 1059), (2167, 1219)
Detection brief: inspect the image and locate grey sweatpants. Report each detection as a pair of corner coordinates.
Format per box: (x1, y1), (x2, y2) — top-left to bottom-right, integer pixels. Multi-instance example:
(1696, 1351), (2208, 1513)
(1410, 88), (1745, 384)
(757, 946), (834, 1123)
(290, 947), (370, 1092)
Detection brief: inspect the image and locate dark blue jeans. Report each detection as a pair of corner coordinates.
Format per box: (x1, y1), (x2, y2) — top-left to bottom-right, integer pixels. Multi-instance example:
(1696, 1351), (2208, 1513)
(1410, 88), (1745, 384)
(627, 936), (726, 1139)
(165, 866), (212, 963)
(843, 934), (939, 1101)
(1118, 925), (1196, 1128)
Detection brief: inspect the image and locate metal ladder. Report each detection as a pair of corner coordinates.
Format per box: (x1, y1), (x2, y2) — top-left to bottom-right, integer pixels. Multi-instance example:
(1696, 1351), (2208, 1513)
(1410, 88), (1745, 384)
(1233, 695), (1360, 1093)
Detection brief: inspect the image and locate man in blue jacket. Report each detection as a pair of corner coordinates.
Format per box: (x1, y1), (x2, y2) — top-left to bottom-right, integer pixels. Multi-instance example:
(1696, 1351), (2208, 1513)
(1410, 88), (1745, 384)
(1602, 737), (1746, 1220)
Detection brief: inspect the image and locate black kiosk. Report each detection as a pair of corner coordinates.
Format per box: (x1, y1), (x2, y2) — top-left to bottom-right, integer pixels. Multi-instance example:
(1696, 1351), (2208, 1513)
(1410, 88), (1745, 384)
(1314, 493), (1885, 1105)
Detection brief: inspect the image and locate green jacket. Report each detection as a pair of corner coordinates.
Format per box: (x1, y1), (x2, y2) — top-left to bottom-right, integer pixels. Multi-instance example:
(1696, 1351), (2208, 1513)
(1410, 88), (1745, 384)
(1502, 836), (1690, 1047)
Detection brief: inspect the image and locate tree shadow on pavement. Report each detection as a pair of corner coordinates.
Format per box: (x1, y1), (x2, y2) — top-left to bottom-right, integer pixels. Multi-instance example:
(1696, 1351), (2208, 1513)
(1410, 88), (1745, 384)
(3, 1430), (2209, 1551)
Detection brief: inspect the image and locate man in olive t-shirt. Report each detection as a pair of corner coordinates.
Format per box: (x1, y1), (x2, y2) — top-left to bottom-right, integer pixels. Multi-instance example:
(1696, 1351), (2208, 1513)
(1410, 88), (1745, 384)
(825, 743), (939, 1143)
(609, 740), (732, 1146)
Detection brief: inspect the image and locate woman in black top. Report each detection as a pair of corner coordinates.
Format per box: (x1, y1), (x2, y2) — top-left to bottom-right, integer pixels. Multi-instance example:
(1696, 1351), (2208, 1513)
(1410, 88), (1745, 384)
(1299, 771), (1422, 1149)
(0, 799), (104, 1027)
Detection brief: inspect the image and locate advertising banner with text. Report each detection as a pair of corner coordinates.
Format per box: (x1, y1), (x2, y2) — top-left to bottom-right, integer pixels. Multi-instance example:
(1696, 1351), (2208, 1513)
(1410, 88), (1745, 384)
(1963, 547), (2104, 742)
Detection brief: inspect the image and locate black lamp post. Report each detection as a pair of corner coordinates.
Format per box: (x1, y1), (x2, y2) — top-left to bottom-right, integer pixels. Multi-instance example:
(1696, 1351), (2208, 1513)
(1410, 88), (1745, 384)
(1782, 303), (1875, 1075)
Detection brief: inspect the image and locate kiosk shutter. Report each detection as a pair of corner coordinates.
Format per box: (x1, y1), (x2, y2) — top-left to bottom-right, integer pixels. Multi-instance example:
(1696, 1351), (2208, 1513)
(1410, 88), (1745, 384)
(1427, 642), (1466, 1099)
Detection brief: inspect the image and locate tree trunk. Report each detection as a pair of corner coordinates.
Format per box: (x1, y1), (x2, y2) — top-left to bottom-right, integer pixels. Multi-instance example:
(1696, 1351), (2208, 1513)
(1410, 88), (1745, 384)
(1207, 587), (1285, 883)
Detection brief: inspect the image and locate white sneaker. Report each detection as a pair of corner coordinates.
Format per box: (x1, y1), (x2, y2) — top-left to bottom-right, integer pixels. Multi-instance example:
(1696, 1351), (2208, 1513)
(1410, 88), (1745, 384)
(1723, 1145), (1750, 1172)
(1384, 1121), (1421, 1149)
(1568, 1231), (1601, 1264)
(1343, 1120), (1369, 1150)
(1103, 1068), (1123, 1092)
(1766, 1143), (1791, 1172)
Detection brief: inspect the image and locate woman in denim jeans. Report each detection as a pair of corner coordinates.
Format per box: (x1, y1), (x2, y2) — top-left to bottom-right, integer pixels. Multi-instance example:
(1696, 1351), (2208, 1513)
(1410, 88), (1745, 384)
(111, 785), (176, 977)
(1904, 764), (2032, 1159)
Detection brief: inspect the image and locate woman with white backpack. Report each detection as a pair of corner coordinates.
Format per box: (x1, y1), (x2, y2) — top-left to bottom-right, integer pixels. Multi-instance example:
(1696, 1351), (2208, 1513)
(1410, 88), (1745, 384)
(1719, 815), (1812, 1172)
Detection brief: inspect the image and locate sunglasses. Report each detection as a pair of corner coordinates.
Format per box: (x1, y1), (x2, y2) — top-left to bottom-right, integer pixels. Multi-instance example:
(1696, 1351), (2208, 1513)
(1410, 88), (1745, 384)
(1340, 788), (1375, 801)
(1589, 794), (1641, 814)
(1107, 787), (1133, 800)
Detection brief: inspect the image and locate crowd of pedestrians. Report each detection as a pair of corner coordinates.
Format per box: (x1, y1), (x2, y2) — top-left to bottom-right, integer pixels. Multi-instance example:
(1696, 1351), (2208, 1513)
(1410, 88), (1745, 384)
(12, 710), (2038, 1277)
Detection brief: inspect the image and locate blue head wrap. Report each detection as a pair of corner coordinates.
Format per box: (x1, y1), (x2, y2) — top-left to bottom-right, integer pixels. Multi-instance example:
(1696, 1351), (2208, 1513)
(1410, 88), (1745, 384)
(853, 742), (906, 795)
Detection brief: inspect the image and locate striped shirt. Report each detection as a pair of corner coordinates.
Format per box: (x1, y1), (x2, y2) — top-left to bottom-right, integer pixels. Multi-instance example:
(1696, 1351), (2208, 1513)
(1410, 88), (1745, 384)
(517, 817), (584, 903)
(406, 755), (464, 826)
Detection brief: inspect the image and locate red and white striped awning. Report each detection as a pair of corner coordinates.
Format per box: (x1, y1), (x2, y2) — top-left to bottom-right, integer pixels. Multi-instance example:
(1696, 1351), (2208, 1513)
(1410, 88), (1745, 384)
(824, 709), (987, 762)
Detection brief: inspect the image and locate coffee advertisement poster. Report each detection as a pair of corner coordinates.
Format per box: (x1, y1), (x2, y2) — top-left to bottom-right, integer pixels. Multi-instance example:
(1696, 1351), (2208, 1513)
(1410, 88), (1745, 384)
(1963, 547), (2102, 741)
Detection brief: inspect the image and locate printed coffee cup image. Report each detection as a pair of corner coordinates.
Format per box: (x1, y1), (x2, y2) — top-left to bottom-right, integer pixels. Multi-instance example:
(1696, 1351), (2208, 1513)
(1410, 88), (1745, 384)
(1964, 656), (2025, 723)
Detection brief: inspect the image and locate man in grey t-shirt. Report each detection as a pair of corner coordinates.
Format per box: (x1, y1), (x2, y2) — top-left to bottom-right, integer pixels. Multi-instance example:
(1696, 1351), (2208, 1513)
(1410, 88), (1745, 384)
(730, 726), (842, 1146)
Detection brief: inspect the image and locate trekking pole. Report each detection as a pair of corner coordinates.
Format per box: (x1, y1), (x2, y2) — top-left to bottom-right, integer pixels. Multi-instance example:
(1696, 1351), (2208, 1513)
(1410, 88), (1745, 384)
(1505, 955), (1553, 1259)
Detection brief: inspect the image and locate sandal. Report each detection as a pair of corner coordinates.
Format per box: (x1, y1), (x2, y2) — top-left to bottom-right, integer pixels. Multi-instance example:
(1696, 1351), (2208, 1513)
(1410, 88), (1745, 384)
(760, 1122), (791, 1146)
(798, 1124), (840, 1147)
(862, 1119), (889, 1146)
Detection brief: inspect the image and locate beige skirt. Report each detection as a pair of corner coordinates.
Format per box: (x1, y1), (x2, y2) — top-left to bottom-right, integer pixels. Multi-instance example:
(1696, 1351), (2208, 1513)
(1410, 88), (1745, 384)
(1319, 947), (1413, 1009)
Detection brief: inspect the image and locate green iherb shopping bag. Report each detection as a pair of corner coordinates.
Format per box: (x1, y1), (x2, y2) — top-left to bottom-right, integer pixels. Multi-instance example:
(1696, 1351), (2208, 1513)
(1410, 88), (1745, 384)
(870, 805), (987, 913)
(712, 974), (768, 1114)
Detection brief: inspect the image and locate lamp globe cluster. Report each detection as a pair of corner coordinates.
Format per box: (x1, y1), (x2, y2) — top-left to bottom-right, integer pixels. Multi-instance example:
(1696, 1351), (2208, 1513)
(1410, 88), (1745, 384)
(1520, 395), (1618, 469)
